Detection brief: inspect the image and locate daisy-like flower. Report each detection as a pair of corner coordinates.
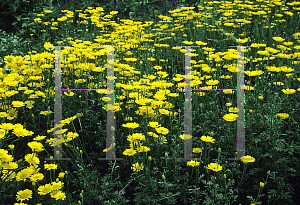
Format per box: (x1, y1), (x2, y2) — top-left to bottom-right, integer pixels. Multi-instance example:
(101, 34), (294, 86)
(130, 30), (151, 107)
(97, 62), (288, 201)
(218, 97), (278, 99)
(13, 128), (33, 138)
(192, 148), (202, 153)
(131, 162), (144, 172)
(195, 41), (207, 46)
(122, 122), (139, 129)
(123, 149), (137, 156)
(44, 163), (58, 170)
(51, 181), (64, 190)
(33, 135), (47, 141)
(276, 113), (289, 119)
(187, 160), (200, 167)
(6, 108), (17, 120)
(50, 190), (66, 200)
(236, 38), (249, 44)
(11, 101), (25, 108)
(27, 141), (44, 152)
(127, 133), (145, 142)
(58, 172), (66, 179)
(25, 153), (40, 165)
(282, 88), (296, 94)
(223, 113), (238, 121)
(240, 155), (255, 163)
(182, 40), (194, 45)
(38, 184), (53, 195)
(16, 189), (33, 202)
(0, 123), (14, 130)
(179, 134), (193, 140)
(273, 37), (285, 42)
(147, 122), (161, 128)
(16, 167), (36, 182)
(30, 173), (44, 182)
(155, 127), (169, 135)
(200, 135), (215, 143)
(207, 163), (223, 172)
(206, 79), (219, 86)
(44, 10), (53, 13)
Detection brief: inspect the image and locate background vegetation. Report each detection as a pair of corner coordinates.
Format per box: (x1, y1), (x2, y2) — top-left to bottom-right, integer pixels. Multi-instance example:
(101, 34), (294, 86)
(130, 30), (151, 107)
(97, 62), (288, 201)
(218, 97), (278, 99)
(0, 0), (300, 204)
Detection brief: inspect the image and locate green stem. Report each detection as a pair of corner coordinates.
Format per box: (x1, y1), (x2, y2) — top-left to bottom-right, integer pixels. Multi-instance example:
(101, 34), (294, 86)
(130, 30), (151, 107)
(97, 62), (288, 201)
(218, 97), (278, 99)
(237, 163), (247, 189)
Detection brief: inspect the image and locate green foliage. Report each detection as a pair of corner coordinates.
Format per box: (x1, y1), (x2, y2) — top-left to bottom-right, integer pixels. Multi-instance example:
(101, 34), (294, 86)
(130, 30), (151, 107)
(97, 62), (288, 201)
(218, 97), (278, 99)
(1, 0), (300, 204)
(0, 29), (29, 69)
(0, 0), (53, 33)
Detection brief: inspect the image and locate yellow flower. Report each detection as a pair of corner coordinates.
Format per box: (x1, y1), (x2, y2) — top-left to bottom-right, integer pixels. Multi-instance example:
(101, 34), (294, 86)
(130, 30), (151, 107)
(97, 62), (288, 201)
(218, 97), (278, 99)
(282, 88), (296, 94)
(182, 41), (194, 45)
(207, 163), (223, 172)
(123, 149), (137, 156)
(229, 107), (238, 113)
(58, 172), (65, 179)
(27, 141), (44, 152)
(8, 144), (14, 149)
(200, 135), (215, 143)
(192, 148), (202, 153)
(122, 122), (139, 129)
(147, 57), (156, 61)
(25, 153), (40, 165)
(206, 79), (219, 86)
(260, 182), (264, 187)
(276, 113), (289, 119)
(38, 184), (53, 195)
(236, 38), (249, 44)
(258, 96), (263, 100)
(30, 173), (44, 182)
(241, 155), (255, 163)
(147, 122), (161, 128)
(222, 113), (238, 121)
(154, 65), (162, 70)
(51, 181), (64, 190)
(44, 164), (58, 170)
(33, 135), (47, 141)
(12, 101), (26, 107)
(16, 167), (36, 182)
(273, 37), (285, 42)
(179, 134), (192, 140)
(187, 160), (200, 167)
(226, 102), (232, 106)
(16, 189), (33, 202)
(6, 108), (17, 120)
(155, 127), (169, 135)
(195, 41), (207, 46)
(50, 190), (66, 200)
(131, 162), (144, 172)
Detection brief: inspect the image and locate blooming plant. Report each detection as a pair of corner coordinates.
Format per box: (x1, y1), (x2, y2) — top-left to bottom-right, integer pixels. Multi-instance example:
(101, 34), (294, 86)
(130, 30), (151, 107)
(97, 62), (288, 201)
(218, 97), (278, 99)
(0, 0), (300, 204)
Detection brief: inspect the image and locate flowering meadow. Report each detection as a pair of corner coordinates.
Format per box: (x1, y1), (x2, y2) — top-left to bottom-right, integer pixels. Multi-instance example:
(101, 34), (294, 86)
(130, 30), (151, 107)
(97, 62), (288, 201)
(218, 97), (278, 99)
(1, 0), (300, 204)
